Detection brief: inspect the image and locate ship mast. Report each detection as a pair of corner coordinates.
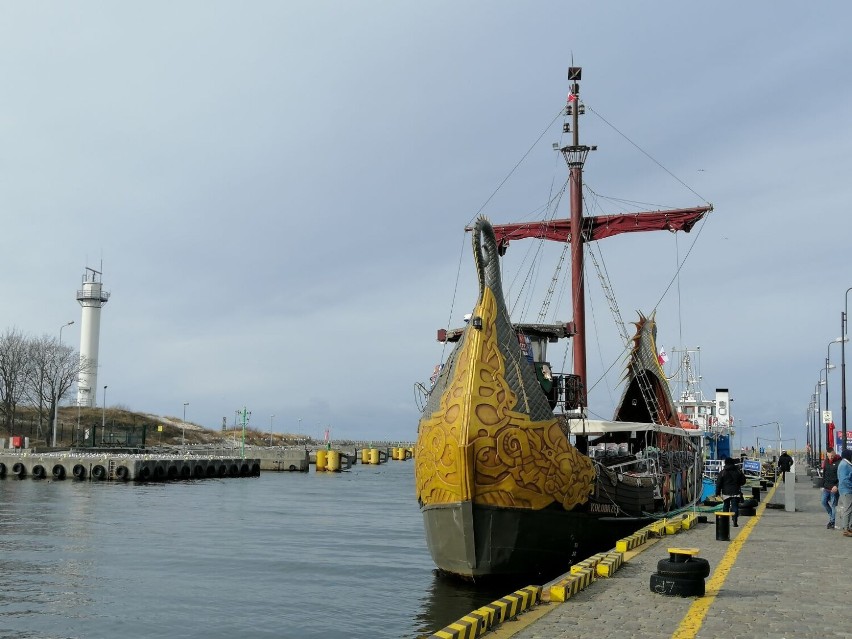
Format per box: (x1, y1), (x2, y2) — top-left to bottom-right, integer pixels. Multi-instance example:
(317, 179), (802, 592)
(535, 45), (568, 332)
(489, 67), (713, 414)
(564, 66), (593, 407)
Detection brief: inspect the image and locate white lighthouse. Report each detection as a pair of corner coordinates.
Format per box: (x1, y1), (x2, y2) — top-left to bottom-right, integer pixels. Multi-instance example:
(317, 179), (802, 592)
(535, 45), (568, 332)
(76, 266), (110, 407)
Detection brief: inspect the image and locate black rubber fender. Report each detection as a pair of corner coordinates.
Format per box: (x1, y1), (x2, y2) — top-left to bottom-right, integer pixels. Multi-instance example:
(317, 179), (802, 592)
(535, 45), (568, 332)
(193, 465), (204, 478)
(288, 464), (297, 472)
(228, 464), (239, 477)
(239, 463), (250, 476)
(739, 506), (756, 517)
(0, 462), (6, 478)
(72, 464), (86, 480)
(137, 466), (151, 481)
(205, 465), (216, 478)
(91, 465), (106, 480)
(656, 557), (711, 579)
(166, 466), (178, 480)
(12, 462), (26, 478)
(32, 465), (46, 479)
(179, 466), (191, 479)
(52, 464), (66, 480)
(216, 464), (227, 477)
(115, 466), (129, 481)
(650, 572), (705, 597)
(251, 463), (260, 475)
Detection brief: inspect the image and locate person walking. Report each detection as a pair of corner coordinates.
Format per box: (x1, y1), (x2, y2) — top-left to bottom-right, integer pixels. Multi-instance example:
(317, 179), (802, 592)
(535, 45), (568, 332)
(778, 450), (794, 479)
(716, 457), (747, 527)
(838, 449), (852, 537)
(821, 447), (841, 529)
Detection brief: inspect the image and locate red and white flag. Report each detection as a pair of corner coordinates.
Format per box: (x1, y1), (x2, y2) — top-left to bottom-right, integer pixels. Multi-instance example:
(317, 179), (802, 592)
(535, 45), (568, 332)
(567, 93), (577, 104)
(658, 348), (669, 365)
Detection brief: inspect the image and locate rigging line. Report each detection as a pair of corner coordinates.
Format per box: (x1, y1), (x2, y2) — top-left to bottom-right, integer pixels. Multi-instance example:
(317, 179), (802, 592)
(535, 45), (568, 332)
(465, 107), (566, 228)
(438, 231), (471, 368)
(675, 232), (683, 350)
(649, 208), (710, 314)
(586, 105), (710, 205)
(585, 263), (617, 410)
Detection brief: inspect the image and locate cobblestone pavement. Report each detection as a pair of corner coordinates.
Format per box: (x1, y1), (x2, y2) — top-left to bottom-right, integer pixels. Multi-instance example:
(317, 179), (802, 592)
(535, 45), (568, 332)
(507, 473), (852, 639)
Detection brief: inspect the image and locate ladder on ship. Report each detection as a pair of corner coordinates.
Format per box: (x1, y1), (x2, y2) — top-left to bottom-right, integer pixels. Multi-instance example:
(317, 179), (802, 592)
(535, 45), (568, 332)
(589, 246), (665, 425)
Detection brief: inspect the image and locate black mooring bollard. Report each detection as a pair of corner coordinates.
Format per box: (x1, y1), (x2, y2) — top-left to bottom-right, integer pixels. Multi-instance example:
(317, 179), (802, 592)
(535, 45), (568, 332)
(715, 512), (732, 541)
(751, 486), (760, 502)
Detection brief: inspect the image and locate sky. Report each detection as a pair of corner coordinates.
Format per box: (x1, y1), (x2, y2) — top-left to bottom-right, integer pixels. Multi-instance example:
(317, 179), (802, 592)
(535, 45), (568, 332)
(2, 2), (851, 446)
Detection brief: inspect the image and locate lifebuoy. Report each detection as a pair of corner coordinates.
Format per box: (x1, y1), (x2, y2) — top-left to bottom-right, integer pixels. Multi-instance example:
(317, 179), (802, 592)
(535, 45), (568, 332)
(288, 464), (296, 472)
(52, 464), (66, 480)
(92, 465), (106, 480)
(116, 466), (129, 481)
(12, 463), (26, 478)
(72, 464), (86, 479)
(32, 465), (46, 479)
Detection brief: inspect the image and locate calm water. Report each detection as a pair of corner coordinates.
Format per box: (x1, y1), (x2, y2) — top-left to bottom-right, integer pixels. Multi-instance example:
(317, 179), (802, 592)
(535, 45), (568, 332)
(0, 460), (527, 639)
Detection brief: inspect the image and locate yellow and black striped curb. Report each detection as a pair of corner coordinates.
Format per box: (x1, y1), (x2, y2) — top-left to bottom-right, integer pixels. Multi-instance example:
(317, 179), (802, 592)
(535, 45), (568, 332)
(427, 586), (542, 638)
(549, 566), (594, 602)
(429, 512), (705, 636)
(615, 529), (648, 552)
(595, 551), (624, 577)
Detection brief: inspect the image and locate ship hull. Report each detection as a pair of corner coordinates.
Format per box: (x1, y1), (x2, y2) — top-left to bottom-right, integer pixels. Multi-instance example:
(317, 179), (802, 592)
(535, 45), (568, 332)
(422, 501), (646, 580)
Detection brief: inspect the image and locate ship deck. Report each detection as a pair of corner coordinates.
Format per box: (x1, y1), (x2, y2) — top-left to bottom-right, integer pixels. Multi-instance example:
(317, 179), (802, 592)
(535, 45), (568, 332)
(428, 465), (848, 638)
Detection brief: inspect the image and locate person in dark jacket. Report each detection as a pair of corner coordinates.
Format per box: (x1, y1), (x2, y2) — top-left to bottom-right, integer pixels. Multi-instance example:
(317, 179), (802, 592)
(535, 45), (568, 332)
(778, 450), (794, 477)
(716, 457), (747, 526)
(822, 447), (841, 529)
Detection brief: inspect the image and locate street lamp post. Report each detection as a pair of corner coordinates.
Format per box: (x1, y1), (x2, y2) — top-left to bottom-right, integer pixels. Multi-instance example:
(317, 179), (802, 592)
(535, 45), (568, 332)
(817, 374), (827, 460)
(183, 402), (189, 447)
(52, 320), (74, 447)
(840, 288), (852, 450)
(827, 338), (842, 451)
(270, 414), (275, 446)
(102, 385), (108, 431)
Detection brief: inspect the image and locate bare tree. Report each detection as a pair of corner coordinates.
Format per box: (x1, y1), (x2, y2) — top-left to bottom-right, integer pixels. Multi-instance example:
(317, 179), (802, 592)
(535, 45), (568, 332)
(22, 334), (53, 437)
(22, 334), (82, 439)
(0, 328), (28, 434)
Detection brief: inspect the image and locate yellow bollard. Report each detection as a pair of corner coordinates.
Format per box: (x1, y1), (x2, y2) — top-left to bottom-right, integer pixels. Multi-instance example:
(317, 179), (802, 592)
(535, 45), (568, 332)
(326, 450), (341, 472)
(369, 448), (379, 465)
(407, 447), (414, 459)
(360, 448), (369, 463)
(316, 449), (327, 472)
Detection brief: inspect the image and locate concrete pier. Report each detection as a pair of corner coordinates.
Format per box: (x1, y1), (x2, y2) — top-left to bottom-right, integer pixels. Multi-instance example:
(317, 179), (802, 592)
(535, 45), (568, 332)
(430, 472), (850, 638)
(0, 452), (261, 482)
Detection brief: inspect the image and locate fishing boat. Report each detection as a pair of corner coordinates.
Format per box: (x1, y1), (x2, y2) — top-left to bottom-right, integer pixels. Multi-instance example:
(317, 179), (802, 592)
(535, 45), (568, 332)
(665, 348), (736, 499)
(414, 67), (713, 580)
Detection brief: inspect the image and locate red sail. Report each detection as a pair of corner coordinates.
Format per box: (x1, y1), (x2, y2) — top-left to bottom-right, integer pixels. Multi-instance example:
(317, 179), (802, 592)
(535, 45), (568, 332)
(490, 206), (712, 252)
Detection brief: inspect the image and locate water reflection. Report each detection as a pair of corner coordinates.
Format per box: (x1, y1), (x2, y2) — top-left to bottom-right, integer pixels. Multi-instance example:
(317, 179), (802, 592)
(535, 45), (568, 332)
(414, 569), (542, 637)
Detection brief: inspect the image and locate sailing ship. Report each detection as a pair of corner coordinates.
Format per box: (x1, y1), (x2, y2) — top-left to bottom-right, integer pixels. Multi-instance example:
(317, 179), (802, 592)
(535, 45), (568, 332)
(414, 67), (713, 580)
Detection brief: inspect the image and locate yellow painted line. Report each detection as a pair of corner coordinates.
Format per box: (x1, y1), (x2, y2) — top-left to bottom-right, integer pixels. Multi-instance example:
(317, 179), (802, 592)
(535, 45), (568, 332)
(670, 482), (779, 639)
